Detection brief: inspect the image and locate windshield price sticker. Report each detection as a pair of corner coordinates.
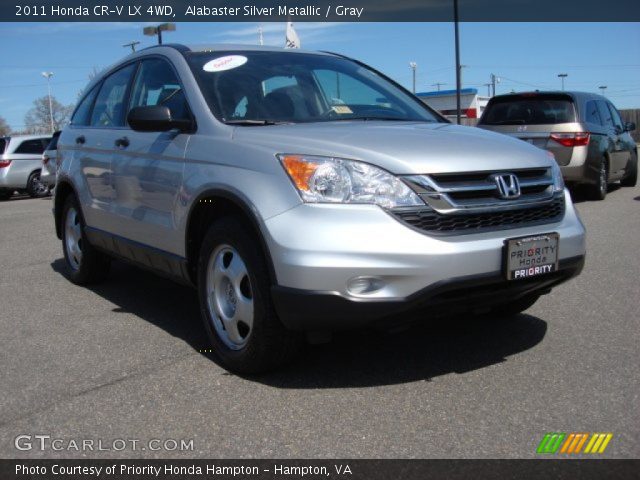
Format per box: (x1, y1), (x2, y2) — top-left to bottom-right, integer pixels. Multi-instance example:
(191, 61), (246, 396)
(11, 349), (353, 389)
(203, 55), (248, 72)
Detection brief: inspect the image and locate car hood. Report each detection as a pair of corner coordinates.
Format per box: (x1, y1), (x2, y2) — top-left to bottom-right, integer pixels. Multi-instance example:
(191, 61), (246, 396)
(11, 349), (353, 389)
(231, 121), (554, 174)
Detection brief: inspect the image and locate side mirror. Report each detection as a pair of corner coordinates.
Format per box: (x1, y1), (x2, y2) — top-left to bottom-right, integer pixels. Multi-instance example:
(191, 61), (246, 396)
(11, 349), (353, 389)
(127, 105), (193, 132)
(625, 121), (636, 132)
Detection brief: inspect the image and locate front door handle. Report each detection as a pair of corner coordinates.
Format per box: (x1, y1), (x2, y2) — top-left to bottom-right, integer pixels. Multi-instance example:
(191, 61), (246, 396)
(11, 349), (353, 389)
(75, 135), (85, 145)
(115, 136), (130, 148)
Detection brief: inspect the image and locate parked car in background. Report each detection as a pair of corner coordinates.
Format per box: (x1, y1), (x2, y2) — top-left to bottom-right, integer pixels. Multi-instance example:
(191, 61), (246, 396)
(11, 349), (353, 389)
(0, 134), (52, 200)
(478, 91), (637, 200)
(54, 44), (586, 373)
(41, 131), (61, 188)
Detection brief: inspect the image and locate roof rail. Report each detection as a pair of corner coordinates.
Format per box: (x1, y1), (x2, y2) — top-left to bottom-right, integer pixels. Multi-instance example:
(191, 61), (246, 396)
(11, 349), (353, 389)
(138, 43), (191, 53)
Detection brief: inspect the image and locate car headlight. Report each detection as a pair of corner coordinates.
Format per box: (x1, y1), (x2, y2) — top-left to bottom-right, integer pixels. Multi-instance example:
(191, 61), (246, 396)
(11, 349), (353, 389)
(278, 154), (424, 208)
(549, 158), (565, 192)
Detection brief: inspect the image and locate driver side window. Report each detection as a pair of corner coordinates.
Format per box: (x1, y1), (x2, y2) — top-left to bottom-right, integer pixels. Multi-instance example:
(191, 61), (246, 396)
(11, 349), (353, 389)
(607, 103), (624, 131)
(128, 58), (191, 122)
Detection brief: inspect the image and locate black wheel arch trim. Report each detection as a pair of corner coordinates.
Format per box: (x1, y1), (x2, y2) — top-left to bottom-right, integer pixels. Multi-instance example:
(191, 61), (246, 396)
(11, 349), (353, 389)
(185, 187), (279, 286)
(53, 178), (80, 239)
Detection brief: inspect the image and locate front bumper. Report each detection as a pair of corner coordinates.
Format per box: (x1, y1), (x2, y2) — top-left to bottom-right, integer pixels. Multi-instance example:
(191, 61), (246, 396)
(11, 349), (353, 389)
(272, 255), (584, 331)
(264, 190), (586, 330)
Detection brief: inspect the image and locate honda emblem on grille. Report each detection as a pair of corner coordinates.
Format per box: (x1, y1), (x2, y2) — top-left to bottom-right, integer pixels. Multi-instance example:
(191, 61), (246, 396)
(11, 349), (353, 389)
(492, 173), (521, 199)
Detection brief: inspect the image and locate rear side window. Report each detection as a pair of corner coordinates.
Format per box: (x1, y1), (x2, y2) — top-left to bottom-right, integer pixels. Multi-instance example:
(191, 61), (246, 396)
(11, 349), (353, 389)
(91, 63), (137, 128)
(71, 85), (100, 126)
(14, 139), (48, 154)
(0, 138), (8, 154)
(481, 95), (576, 125)
(584, 101), (602, 125)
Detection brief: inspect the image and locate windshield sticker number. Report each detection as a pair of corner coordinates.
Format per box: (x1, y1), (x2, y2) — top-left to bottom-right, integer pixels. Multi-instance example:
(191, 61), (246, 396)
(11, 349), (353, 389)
(203, 55), (248, 72)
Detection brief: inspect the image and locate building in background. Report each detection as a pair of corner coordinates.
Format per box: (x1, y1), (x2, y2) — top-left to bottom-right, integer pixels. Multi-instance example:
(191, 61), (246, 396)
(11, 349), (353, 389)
(416, 88), (490, 124)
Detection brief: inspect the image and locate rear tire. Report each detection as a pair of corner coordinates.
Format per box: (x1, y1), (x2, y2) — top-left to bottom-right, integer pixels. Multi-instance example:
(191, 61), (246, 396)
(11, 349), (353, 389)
(586, 158), (608, 201)
(61, 195), (110, 285)
(197, 216), (302, 374)
(27, 171), (50, 198)
(492, 294), (541, 318)
(621, 152), (637, 187)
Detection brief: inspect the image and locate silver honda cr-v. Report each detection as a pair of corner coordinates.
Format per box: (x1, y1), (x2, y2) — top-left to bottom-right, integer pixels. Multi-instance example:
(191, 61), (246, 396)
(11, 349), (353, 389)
(54, 44), (586, 373)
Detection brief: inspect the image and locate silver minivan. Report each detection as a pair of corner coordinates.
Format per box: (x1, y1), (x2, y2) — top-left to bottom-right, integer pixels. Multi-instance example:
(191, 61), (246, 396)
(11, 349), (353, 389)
(478, 91), (637, 200)
(54, 45), (586, 372)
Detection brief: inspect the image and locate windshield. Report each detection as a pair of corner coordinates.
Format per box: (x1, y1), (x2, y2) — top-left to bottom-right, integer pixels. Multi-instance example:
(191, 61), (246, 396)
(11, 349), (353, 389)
(186, 51), (443, 125)
(480, 94), (576, 125)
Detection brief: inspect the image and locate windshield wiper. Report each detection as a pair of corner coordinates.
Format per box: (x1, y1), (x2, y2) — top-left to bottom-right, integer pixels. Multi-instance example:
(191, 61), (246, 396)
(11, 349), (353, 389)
(224, 119), (290, 126)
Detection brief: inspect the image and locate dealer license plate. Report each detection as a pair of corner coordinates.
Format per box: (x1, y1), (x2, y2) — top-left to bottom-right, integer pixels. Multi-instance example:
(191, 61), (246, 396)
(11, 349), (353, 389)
(504, 233), (559, 280)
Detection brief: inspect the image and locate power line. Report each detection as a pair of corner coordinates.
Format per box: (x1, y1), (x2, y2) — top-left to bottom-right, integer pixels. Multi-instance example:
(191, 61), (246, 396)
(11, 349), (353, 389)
(0, 80), (85, 88)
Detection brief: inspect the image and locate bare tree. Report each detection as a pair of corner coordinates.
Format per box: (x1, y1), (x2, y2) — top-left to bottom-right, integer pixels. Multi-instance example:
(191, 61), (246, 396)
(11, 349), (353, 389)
(0, 116), (10, 136)
(23, 96), (74, 134)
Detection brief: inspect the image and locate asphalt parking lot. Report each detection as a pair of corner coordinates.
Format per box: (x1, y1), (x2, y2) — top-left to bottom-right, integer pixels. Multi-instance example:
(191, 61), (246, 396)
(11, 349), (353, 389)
(1, 184), (638, 459)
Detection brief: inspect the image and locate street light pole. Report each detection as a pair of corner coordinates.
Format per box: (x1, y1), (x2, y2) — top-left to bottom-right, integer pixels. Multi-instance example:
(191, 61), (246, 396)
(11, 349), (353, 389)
(558, 73), (568, 91)
(41, 72), (54, 134)
(453, 0), (461, 125)
(598, 85), (607, 96)
(409, 62), (417, 94)
(143, 23), (176, 45)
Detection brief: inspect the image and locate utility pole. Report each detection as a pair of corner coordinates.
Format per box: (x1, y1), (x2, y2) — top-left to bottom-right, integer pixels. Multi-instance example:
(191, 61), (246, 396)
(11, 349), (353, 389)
(484, 83), (492, 97)
(558, 73), (568, 91)
(453, 0), (461, 125)
(598, 85), (607, 96)
(432, 83), (445, 91)
(143, 23), (176, 45)
(258, 25), (264, 45)
(409, 62), (417, 94)
(490, 74), (499, 97)
(123, 41), (140, 52)
(41, 72), (54, 134)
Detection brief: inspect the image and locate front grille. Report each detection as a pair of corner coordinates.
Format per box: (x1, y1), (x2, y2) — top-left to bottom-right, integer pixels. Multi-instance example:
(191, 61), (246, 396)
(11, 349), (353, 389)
(392, 195), (565, 234)
(403, 167), (555, 212)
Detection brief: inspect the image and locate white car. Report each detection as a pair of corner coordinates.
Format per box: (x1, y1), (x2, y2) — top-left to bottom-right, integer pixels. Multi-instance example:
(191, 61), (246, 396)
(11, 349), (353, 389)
(0, 134), (52, 200)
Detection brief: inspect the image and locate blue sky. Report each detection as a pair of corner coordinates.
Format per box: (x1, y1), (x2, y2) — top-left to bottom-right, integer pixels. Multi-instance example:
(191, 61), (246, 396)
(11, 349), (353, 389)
(0, 22), (638, 131)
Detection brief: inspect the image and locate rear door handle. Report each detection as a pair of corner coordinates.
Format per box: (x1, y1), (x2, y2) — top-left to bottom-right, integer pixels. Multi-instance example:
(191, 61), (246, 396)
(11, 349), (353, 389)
(115, 136), (130, 148)
(75, 135), (85, 145)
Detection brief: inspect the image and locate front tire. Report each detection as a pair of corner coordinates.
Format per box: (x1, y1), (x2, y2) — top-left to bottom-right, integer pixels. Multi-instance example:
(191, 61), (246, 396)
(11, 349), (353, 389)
(61, 195), (110, 285)
(621, 152), (637, 187)
(586, 158), (608, 201)
(27, 171), (50, 198)
(197, 217), (302, 374)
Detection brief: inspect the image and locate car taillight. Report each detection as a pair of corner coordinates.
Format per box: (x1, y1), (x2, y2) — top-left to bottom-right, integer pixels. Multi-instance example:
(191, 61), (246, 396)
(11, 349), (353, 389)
(0, 159), (11, 168)
(550, 132), (590, 147)
(465, 108), (478, 119)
